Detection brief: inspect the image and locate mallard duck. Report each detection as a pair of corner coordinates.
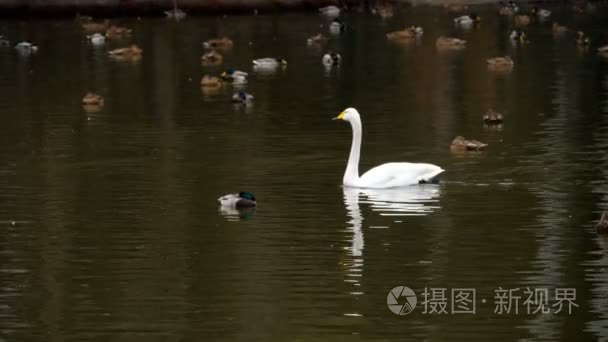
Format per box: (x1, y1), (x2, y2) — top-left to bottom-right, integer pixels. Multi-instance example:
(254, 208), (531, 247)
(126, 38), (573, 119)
(15, 42), (38, 56)
(307, 33), (329, 45)
(444, 3), (468, 13)
(596, 212), (608, 234)
(220, 69), (248, 84)
(487, 56), (514, 72)
(105, 25), (132, 40)
(514, 14), (530, 27)
(510, 30), (527, 44)
(231, 91), (254, 104)
(82, 20), (110, 33)
(483, 109), (504, 124)
(435, 37), (466, 50)
(322, 53), (341, 66)
(319, 5), (340, 17)
(386, 26), (423, 41)
(252, 57), (287, 70)
(552, 22), (567, 36)
(87, 33), (105, 46)
(203, 37), (233, 50)
(108, 45), (143, 57)
(454, 14), (480, 29)
(533, 7), (551, 20)
(577, 31), (590, 46)
(82, 92), (104, 106)
(451, 136), (488, 151)
(218, 192), (257, 208)
(201, 50), (223, 66)
(165, 8), (187, 20)
(200, 75), (223, 87)
(329, 18), (346, 35)
(598, 45), (608, 57)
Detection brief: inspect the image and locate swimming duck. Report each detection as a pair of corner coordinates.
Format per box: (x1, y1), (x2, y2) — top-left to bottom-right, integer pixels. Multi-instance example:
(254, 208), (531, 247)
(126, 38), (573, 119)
(200, 75), (223, 87)
(87, 33), (106, 46)
(307, 33), (329, 45)
(82, 19), (110, 33)
(329, 19), (346, 34)
(386, 26), (423, 41)
(598, 45), (608, 58)
(109, 45), (142, 57)
(450, 136), (488, 152)
(231, 91), (254, 104)
(165, 8), (187, 20)
(322, 53), (341, 66)
(435, 37), (466, 50)
(510, 30), (527, 44)
(82, 92), (104, 106)
(576, 31), (590, 46)
(15, 42), (38, 56)
(499, 1), (518, 15)
(0, 36), (10, 47)
(201, 50), (223, 66)
(483, 109), (504, 124)
(552, 22), (567, 36)
(105, 25), (132, 40)
(596, 212), (608, 234)
(220, 69), (248, 84)
(252, 57), (287, 70)
(487, 56), (514, 72)
(218, 192), (257, 208)
(203, 37), (233, 50)
(533, 7), (551, 20)
(319, 5), (340, 17)
(454, 14), (480, 29)
(514, 14), (530, 27)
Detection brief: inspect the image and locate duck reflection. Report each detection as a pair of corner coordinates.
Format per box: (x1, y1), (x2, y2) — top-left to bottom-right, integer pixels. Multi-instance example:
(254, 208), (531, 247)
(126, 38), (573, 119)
(219, 206), (256, 221)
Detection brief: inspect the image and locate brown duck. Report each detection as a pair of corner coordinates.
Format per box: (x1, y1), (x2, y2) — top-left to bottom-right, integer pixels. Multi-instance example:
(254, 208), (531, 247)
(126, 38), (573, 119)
(451, 136), (488, 151)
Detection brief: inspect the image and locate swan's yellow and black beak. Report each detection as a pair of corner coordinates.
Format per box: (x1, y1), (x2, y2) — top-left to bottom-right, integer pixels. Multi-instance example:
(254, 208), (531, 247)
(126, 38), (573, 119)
(332, 111), (346, 120)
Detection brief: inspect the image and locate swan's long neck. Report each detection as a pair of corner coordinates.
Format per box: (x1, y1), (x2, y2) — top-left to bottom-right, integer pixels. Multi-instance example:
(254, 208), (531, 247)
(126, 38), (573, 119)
(344, 115), (362, 185)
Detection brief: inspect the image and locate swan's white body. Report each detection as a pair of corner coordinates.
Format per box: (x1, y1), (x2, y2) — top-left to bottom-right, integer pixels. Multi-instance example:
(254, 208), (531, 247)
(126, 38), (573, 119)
(335, 108), (444, 188)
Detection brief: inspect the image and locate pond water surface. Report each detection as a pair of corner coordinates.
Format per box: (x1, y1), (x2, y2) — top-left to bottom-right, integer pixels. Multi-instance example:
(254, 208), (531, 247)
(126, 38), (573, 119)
(1, 4), (608, 341)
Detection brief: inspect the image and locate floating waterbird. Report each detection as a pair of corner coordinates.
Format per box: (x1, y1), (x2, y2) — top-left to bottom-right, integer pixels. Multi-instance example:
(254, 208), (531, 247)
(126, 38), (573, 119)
(203, 37), (233, 50)
(218, 192), (257, 208)
(483, 109), (504, 124)
(252, 57), (287, 70)
(450, 136), (488, 151)
(436, 37), (466, 49)
(201, 50), (223, 66)
(88, 33), (106, 46)
(82, 92), (104, 106)
(231, 91), (254, 104)
(333, 108), (444, 187)
(322, 53), (341, 66)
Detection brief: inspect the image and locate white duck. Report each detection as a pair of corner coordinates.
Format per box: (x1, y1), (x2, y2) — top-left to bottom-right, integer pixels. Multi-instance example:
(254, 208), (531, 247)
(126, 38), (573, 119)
(454, 14), (480, 29)
(333, 108), (444, 188)
(319, 5), (340, 17)
(88, 33), (106, 46)
(252, 57), (287, 70)
(15, 41), (38, 55)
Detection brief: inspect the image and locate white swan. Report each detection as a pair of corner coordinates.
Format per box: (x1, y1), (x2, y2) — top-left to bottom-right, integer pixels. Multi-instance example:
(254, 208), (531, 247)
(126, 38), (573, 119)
(334, 108), (444, 188)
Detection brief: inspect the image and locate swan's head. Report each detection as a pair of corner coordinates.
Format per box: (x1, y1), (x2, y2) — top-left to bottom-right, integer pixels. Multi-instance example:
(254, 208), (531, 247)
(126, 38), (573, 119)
(333, 107), (359, 122)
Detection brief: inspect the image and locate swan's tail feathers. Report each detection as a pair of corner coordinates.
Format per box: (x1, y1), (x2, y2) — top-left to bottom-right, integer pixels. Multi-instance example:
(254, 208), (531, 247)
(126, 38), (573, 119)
(419, 168), (445, 184)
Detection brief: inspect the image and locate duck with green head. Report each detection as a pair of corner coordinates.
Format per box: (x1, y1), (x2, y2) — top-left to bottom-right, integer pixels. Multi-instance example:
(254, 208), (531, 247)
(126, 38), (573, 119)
(218, 192), (257, 208)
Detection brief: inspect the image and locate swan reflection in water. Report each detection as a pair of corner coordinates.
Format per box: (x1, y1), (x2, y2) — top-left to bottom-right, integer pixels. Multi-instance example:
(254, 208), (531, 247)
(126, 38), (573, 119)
(341, 185), (441, 297)
(219, 206), (256, 221)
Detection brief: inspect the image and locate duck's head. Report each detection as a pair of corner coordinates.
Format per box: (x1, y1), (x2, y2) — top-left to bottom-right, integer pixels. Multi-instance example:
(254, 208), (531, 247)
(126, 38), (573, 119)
(239, 191), (256, 201)
(333, 107), (360, 122)
(276, 58), (288, 65)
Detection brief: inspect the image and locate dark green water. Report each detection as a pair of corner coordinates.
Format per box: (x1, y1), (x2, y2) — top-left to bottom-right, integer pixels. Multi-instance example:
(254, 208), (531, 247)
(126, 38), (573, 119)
(1, 4), (608, 341)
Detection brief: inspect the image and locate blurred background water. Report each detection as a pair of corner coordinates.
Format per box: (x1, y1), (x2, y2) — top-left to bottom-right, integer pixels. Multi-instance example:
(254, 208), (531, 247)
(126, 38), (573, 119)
(1, 3), (608, 340)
